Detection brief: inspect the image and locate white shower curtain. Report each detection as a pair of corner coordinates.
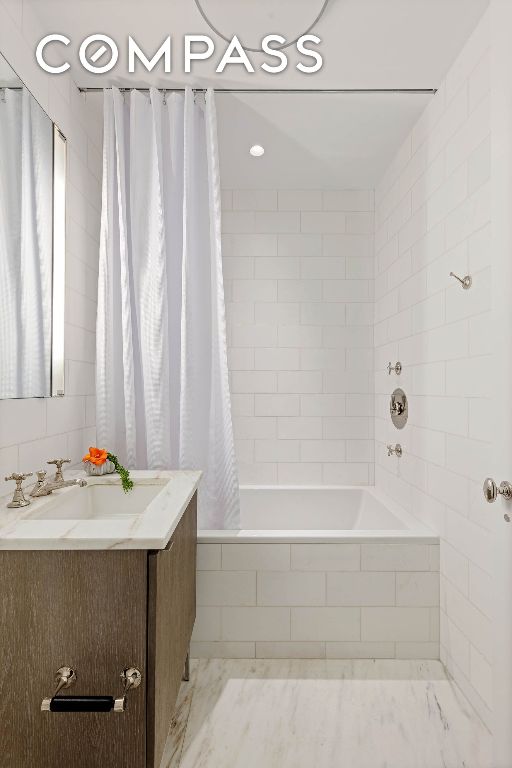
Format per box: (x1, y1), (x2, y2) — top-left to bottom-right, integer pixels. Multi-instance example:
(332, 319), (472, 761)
(0, 88), (53, 398)
(96, 87), (239, 529)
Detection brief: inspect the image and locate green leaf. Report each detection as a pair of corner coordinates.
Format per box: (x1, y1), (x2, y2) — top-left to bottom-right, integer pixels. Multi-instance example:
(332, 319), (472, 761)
(107, 453), (134, 493)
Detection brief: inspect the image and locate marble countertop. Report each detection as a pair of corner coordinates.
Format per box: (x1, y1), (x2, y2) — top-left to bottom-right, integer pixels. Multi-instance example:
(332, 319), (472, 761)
(0, 470), (201, 550)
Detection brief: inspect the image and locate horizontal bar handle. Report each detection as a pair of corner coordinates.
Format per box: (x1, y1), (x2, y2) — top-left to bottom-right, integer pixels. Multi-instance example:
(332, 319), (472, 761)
(41, 667), (142, 713)
(42, 695), (118, 713)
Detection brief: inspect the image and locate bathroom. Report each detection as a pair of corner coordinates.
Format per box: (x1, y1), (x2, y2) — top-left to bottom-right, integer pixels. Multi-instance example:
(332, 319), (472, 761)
(0, 0), (509, 766)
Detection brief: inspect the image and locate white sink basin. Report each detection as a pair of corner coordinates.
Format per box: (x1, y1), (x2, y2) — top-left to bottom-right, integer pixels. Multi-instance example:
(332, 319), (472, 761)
(28, 480), (169, 520)
(0, 470), (202, 550)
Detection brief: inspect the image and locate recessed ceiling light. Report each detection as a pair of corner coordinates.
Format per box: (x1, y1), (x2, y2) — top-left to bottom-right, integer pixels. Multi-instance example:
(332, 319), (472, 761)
(249, 144), (265, 157)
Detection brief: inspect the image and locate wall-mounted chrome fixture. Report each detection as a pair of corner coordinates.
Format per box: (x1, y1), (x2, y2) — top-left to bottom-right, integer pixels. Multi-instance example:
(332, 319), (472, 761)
(449, 272), (472, 290)
(387, 443), (402, 457)
(483, 477), (512, 522)
(390, 388), (408, 429)
(387, 361), (402, 375)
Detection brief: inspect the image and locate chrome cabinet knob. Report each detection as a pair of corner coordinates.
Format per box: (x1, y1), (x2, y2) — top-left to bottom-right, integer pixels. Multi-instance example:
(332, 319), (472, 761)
(483, 477), (512, 503)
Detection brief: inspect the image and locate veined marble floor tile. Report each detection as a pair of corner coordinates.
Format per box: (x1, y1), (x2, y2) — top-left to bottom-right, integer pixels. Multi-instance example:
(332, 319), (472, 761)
(163, 659), (491, 768)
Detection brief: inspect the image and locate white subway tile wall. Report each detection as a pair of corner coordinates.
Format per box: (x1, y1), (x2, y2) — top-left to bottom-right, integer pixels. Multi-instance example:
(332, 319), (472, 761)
(192, 542), (440, 660)
(223, 189), (375, 486)
(0, 1), (101, 495)
(373, 13), (492, 728)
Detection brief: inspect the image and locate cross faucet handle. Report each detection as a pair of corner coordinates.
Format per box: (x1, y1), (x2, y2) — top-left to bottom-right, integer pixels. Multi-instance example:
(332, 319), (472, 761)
(4, 472), (33, 508)
(5, 472), (33, 484)
(47, 458), (71, 482)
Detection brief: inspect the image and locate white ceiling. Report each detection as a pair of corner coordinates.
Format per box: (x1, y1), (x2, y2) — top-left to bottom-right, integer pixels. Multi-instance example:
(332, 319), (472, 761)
(216, 92), (432, 189)
(25, 0), (489, 89)
(22, 0), (489, 188)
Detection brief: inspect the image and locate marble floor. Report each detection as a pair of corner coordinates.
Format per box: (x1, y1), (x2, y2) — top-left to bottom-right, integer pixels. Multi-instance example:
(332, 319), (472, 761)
(160, 659), (491, 768)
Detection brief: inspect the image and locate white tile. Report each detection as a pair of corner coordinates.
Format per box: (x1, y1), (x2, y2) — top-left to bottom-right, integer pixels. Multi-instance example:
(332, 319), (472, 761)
(233, 417), (276, 440)
(278, 279), (322, 302)
(222, 544), (290, 571)
(278, 325), (323, 348)
(301, 212), (346, 233)
(323, 234), (372, 259)
(258, 572), (325, 606)
(197, 571), (256, 606)
(223, 233), (277, 257)
(253, 343), (300, 372)
(291, 608), (360, 641)
(222, 607), (290, 641)
(0, 398), (46, 448)
(231, 325), (277, 348)
(191, 641), (255, 659)
(277, 463), (322, 485)
(322, 463), (370, 485)
(254, 303), (300, 325)
(323, 190), (374, 211)
(362, 607), (431, 641)
(396, 573), (440, 606)
(278, 371), (322, 393)
(197, 544), (222, 571)
(254, 212), (300, 233)
(191, 607), (221, 641)
(233, 190), (277, 211)
(300, 303), (346, 326)
(256, 641), (325, 658)
(231, 371), (277, 393)
(278, 233), (322, 257)
(300, 394), (346, 416)
(278, 190), (322, 210)
(255, 439), (300, 462)
(361, 544), (431, 571)
(255, 257), (300, 279)
(396, 642), (439, 659)
(326, 642), (395, 659)
(291, 544), (360, 571)
(327, 572), (395, 606)
(301, 440), (346, 463)
(277, 417), (322, 440)
(232, 279), (277, 302)
(301, 257), (346, 279)
(255, 394), (300, 417)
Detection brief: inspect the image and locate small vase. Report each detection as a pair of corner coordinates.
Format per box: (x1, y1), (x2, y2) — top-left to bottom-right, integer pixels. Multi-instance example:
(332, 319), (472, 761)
(83, 459), (116, 476)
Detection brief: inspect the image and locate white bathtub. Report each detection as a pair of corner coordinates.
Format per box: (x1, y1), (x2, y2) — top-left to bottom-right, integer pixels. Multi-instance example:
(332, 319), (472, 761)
(193, 486), (440, 660)
(198, 486), (436, 543)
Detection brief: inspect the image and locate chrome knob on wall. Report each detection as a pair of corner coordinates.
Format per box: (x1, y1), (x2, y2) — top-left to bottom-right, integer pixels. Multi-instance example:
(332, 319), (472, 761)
(483, 477), (512, 522)
(387, 444), (402, 457)
(387, 361), (402, 375)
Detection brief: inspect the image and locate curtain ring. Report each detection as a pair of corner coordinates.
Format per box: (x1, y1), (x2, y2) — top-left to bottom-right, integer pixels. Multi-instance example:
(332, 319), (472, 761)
(0, 88), (5, 103)
(163, 89), (167, 106)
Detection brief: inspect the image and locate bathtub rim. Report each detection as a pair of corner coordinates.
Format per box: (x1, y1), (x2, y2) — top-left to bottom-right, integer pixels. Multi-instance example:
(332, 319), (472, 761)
(198, 485), (439, 544)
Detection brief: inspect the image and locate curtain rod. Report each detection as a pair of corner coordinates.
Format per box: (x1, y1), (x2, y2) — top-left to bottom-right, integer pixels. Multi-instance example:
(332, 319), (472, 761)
(77, 87), (437, 95)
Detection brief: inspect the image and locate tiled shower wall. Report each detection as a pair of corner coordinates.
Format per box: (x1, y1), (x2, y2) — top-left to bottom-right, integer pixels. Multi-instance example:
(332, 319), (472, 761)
(0, 1), (101, 495)
(373, 13), (492, 727)
(222, 190), (375, 486)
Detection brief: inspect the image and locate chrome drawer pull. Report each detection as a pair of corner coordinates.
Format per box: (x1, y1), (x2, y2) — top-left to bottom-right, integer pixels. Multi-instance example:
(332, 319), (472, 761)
(41, 667), (142, 713)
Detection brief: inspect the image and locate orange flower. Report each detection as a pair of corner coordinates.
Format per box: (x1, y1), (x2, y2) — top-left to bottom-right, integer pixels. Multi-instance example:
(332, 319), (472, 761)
(82, 446), (109, 466)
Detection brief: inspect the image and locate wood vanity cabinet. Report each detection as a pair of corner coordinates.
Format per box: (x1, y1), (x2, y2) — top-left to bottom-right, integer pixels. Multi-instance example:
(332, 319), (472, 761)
(0, 492), (197, 768)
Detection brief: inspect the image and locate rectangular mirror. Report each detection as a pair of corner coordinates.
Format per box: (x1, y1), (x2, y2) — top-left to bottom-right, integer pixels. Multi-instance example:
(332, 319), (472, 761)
(0, 51), (66, 399)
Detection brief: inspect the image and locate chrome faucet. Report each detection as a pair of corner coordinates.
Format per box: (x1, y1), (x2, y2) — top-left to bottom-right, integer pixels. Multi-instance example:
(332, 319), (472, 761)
(30, 458), (87, 497)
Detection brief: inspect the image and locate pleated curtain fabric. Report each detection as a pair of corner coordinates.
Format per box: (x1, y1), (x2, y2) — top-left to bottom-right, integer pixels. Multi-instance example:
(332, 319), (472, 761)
(96, 87), (239, 529)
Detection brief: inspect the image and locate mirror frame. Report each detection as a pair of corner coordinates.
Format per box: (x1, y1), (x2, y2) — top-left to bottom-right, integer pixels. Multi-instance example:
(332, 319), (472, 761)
(51, 125), (67, 397)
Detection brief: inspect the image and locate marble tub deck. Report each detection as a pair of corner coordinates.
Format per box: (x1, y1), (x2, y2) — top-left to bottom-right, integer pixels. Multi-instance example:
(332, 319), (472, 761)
(161, 659), (491, 768)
